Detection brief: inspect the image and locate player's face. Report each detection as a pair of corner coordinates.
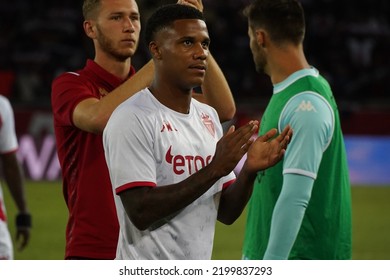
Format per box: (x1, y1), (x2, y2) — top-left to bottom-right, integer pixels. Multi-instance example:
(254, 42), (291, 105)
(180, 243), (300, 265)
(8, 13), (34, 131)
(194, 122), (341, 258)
(156, 19), (210, 90)
(93, 0), (141, 61)
(248, 27), (267, 74)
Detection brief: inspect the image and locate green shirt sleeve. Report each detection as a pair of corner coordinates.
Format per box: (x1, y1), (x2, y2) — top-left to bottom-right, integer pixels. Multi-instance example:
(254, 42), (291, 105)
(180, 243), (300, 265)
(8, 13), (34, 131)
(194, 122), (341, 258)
(263, 173), (314, 260)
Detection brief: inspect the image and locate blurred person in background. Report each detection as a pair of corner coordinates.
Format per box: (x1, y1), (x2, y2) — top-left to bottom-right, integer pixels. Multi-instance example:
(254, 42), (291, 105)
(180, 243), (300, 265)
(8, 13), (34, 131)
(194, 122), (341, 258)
(103, 4), (292, 259)
(241, 0), (352, 260)
(51, 0), (235, 260)
(0, 95), (31, 260)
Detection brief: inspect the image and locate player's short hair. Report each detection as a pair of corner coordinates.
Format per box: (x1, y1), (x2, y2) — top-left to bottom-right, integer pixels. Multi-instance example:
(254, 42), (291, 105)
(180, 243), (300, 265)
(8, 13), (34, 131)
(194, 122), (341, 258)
(144, 4), (205, 45)
(82, 0), (101, 20)
(243, 0), (305, 46)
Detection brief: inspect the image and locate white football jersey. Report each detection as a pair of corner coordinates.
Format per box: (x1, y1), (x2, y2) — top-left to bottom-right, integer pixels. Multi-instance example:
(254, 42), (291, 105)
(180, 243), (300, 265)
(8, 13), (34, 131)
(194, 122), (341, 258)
(0, 95), (18, 154)
(0, 95), (18, 259)
(104, 88), (236, 259)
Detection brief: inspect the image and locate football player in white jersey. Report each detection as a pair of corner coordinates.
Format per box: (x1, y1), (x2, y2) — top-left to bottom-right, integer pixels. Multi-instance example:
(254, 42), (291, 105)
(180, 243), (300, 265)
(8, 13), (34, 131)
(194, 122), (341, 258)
(0, 95), (31, 259)
(103, 4), (292, 259)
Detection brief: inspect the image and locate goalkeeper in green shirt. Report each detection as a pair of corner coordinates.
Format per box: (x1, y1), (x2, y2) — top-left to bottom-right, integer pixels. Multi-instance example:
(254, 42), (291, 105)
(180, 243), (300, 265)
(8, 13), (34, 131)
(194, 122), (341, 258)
(241, 0), (352, 260)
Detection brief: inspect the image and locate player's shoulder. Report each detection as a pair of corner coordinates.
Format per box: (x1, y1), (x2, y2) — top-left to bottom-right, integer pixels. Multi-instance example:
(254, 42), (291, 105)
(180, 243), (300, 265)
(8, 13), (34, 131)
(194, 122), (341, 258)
(113, 88), (156, 118)
(107, 89), (157, 134)
(191, 98), (219, 117)
(0, 95), (12, 112)
(281, 91), (334, 135)
(286, 91), (332, 115)
(53, 70), (84, 83)
(0, 95), (9, 105)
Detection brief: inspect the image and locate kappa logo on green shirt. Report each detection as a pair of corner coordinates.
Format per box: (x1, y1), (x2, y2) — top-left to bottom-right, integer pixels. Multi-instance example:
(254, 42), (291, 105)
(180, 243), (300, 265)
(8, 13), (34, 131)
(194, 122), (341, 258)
(295, 100), (317, 112)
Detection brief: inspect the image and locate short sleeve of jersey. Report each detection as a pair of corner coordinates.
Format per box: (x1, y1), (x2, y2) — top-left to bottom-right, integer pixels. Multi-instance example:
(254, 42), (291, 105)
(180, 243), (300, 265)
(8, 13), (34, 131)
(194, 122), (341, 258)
(279, 92), (334, 179)
(0, 96), (18, 154)
(103, 103), (156, 193)
(51, 72), (96, 126)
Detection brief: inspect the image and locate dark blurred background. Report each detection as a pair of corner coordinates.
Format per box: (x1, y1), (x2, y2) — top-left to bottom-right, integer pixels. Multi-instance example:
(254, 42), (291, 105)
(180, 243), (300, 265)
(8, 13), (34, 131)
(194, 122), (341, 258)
(2, 1), (390, 261)
(1, 0), (389, 182)
(1, 0), (389, 129)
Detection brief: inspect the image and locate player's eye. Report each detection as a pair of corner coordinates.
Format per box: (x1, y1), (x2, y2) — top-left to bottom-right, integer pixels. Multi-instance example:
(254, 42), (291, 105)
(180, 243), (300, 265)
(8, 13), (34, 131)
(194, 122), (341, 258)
(183, 40), (193, 46)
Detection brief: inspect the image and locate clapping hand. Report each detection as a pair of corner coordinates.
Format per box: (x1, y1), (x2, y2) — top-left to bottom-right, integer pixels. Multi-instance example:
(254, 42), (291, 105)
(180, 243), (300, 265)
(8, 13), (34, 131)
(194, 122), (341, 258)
(244, 125), (293, 173)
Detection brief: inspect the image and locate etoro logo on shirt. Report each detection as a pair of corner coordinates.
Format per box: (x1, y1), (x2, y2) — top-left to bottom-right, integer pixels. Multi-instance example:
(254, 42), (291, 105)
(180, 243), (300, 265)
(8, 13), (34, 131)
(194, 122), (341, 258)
(165, 146), (212, 175)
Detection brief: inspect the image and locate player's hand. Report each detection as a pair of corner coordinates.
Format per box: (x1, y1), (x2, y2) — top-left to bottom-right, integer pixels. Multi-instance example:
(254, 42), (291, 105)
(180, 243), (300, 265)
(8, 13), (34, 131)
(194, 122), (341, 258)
(15, 212), (32, 251)
(210, 120), (259, 177)
(16, 228), (30, 251)
(177, 0), (203, 12)
(244, 125), (293, 173)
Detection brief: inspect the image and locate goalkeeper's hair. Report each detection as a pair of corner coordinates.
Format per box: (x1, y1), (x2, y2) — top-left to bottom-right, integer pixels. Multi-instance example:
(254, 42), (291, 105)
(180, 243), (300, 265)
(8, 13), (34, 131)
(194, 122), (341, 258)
(243, 0), (305, 46)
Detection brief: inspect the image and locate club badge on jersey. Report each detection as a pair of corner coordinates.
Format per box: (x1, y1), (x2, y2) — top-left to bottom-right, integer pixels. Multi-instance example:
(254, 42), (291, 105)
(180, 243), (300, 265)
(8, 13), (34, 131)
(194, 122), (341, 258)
(201, 113), (215, 137)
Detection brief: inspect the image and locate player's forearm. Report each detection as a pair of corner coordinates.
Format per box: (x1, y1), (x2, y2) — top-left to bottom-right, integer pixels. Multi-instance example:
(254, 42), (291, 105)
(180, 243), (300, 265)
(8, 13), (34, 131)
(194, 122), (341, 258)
(200, 53), (236, 122)
(122, 163), (224, 231)
(121, 122), (258, 230)
(103, 60), (154, 116)
(217, 165), (257, 225)
(263, 174), (313, 259)
(2, 154), (29, 213)
(74, 60), (155, 134)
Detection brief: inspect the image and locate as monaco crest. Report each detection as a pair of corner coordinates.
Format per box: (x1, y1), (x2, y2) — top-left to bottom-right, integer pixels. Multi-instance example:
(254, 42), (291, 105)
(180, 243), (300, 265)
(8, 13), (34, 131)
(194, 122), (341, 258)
(201, 113), (215, 137)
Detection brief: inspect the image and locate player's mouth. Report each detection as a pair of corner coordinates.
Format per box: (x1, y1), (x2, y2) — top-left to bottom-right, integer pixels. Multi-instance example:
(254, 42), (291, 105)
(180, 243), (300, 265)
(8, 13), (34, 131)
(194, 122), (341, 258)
(121, 39), (136, 46)
(189, 64), (207, 74)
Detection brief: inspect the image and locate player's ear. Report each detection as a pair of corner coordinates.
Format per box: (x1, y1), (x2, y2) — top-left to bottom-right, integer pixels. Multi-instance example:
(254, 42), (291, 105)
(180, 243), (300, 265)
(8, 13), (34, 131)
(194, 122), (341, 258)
(149, 41), (162, 60)
(255, 29), (266, 48)
(84, 20), (97, 39)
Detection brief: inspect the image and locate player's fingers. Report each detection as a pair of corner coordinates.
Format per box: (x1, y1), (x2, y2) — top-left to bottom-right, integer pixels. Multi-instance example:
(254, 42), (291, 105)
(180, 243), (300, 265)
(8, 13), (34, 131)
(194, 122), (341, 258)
(279, 125), (293, 141)
(240, 136), (256, 153)
(16, 230), (29, 251)
(20, 238), (28, 250)
(224, 125), (235, 136)
(271, 125), (290, 147)
(233, 121), (258, 144)
(257, 128), (277, 143)
(179, 0), (203, 12)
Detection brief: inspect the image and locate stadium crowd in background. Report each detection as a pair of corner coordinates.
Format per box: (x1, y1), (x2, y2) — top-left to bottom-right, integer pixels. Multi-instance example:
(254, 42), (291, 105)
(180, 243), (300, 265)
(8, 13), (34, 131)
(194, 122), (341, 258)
(0, 0), (387, 261)
(0, 0), (389, 113)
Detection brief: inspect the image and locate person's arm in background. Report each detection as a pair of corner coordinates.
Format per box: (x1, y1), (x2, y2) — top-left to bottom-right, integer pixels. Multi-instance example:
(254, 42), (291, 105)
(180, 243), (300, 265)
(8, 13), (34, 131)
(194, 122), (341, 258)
(179, 0), (236, 122)
(1, 151), (31, 251)
(72, 60), (155, 134)
(196, 53), (236, 122)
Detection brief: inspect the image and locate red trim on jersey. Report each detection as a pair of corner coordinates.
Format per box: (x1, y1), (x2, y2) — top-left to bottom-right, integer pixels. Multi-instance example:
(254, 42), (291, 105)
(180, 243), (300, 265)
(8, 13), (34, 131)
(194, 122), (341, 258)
(0, 200), (6, 222)
(0, 148), (17, 156)
(116, 182), (156, 194)
(223, 178), (236, 190)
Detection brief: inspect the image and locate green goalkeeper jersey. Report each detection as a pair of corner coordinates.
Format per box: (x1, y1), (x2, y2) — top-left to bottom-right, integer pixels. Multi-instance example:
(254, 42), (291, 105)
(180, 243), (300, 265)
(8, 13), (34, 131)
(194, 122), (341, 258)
(242, 68), (352, 260)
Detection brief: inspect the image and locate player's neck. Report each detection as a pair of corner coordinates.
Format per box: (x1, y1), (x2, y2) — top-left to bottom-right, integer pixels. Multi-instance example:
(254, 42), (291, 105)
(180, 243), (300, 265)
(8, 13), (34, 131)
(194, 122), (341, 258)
(269, 47), (309, 84)
(149, 82), (192, 114)
(94, 54), (132, 80)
